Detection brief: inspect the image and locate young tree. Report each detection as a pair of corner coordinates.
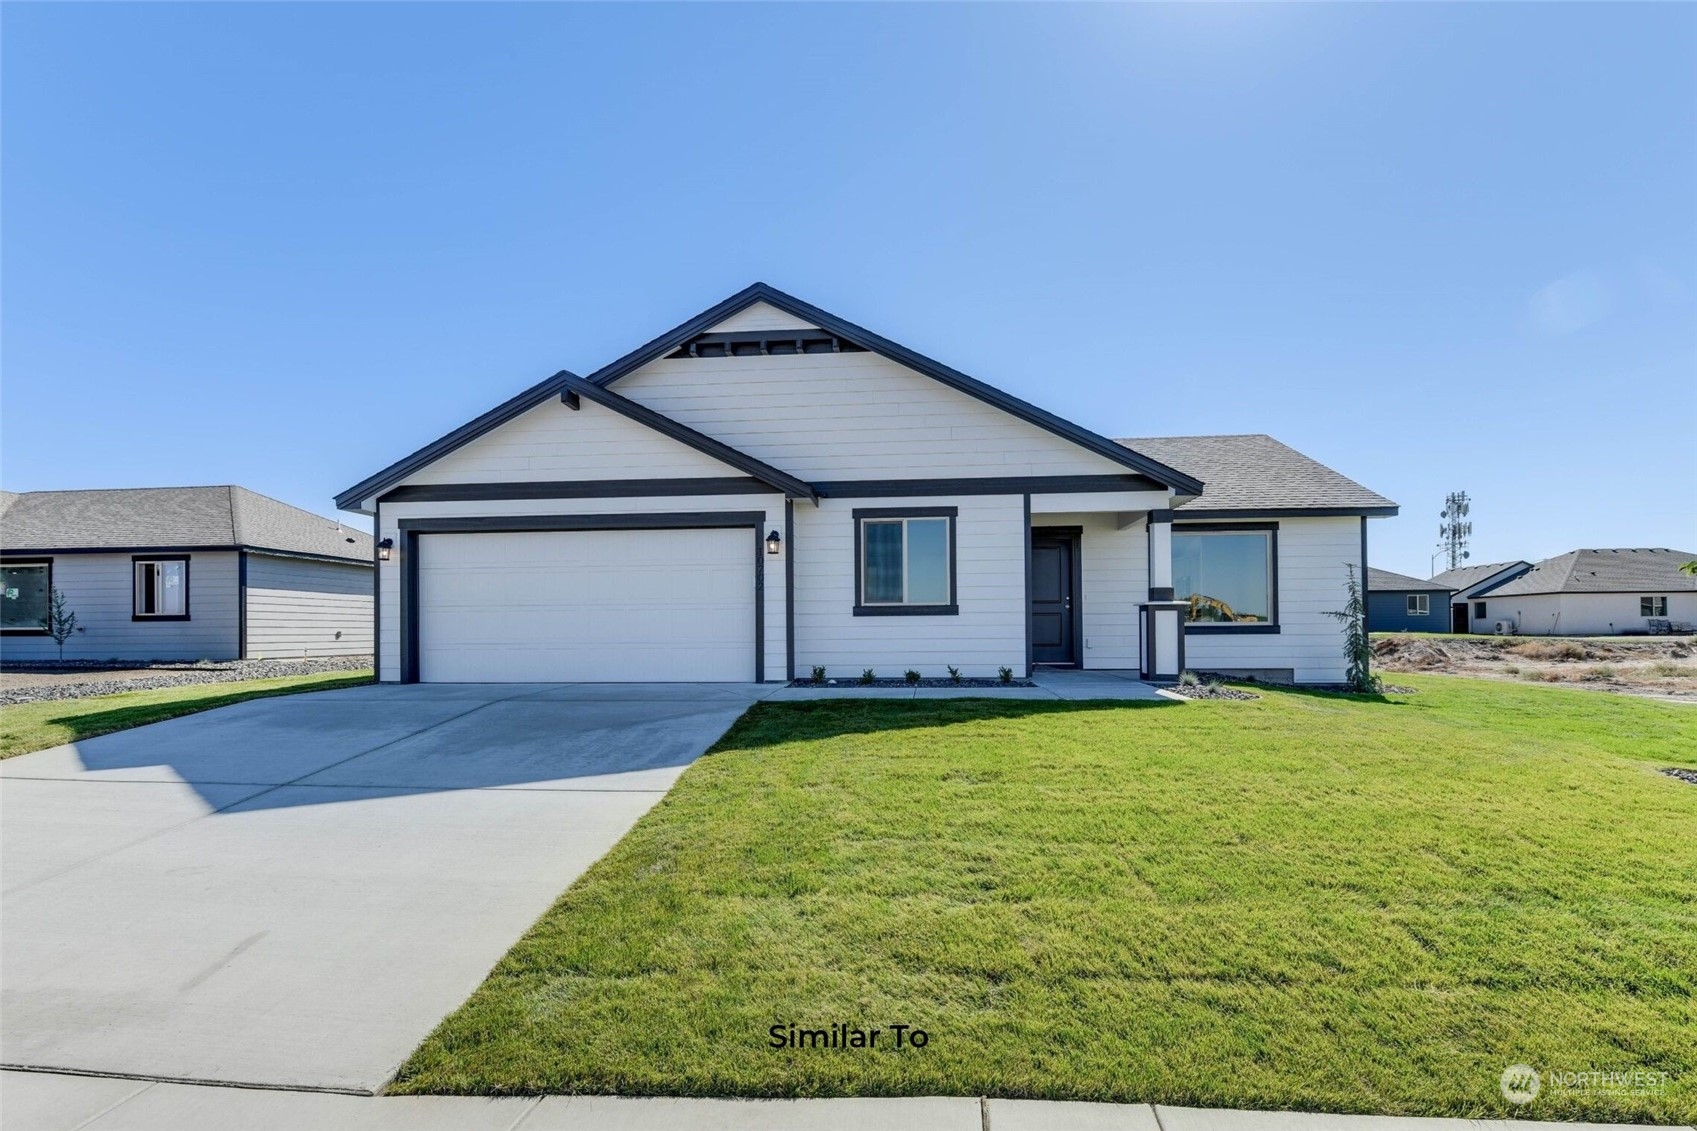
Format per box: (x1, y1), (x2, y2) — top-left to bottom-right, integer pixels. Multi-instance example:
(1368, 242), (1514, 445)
(1325, 564), (1380, 694)
(44, 586), (78, 661)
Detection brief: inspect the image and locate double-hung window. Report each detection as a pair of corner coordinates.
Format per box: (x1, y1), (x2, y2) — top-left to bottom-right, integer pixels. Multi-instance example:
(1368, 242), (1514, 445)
(1407, 593), (1430, 616)
(854, 508), (956, 615)
(1173, 524), (1277, 630)
(133, 557), (189, 619)
(1641, 596), (1668, 617)
(1, 561), (51, 633)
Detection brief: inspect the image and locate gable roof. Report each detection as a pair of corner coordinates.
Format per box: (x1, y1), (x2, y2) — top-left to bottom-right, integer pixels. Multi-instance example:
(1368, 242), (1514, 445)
(1, 486), (372, 563)
(1429, 559), (1532, 597)
(336, 284), (1204, 511)
(1368, 566), (1451, 592)
(1475, 548), (1697, 598)
(1114, 434), (1397, 517)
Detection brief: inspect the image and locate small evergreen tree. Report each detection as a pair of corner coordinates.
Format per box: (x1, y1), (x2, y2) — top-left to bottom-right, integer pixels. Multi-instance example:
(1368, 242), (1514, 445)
(1324, 564), (1380, 694)
(44, 587), (78, 661)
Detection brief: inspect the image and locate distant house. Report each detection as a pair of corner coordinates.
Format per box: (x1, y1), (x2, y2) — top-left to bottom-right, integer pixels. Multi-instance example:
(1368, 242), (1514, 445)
(1429, 560), (1533, 633)
(1461, 548), (1697, 636)
(1366, 567), (1454, 633)
(1, 487), (372, 661)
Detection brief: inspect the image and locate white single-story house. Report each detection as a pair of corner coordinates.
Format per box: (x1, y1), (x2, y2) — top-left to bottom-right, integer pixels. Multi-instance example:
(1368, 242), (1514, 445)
(0, 486), (373, 661)
(1460, 548), (1697, 636)
(335, 284), (1397, 685)
(1428, 559), (1532, 633)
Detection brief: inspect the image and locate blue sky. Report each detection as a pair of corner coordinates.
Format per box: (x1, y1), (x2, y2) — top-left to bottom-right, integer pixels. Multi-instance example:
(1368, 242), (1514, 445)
(4, 3), (1693, 576)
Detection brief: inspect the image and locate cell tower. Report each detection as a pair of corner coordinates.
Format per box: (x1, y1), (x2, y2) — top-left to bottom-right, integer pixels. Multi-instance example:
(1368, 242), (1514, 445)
(1437, 491), (1472, 572)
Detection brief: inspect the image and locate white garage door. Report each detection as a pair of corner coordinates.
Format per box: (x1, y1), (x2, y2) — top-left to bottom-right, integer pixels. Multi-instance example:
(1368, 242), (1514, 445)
(417, 527), (756, 682)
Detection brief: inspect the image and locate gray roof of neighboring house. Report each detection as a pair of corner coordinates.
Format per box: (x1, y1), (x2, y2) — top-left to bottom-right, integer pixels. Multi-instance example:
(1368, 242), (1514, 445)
(1368, 567), (1451, 592)
(1475, 548), (1697, 597)
(1114, 434), (1397, 516)
(0, 486), (372, 564)
(1428, 560), (1532, 596)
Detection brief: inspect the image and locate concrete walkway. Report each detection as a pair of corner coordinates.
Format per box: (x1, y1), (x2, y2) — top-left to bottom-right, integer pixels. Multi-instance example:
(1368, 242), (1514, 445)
(766, 667), (1174, 702)
(0, 683), (770, 1094)
(4, 1071), (1677, 1131)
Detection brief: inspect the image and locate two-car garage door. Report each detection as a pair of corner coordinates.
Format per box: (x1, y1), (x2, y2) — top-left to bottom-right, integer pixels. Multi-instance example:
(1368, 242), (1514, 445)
(415, 528), (756, 682)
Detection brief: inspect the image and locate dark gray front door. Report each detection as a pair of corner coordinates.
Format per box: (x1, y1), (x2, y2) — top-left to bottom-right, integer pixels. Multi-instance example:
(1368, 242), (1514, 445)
(1030, 533), (1079, 666)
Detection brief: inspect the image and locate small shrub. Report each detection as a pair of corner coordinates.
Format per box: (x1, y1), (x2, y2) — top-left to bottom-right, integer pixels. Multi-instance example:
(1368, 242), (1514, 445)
(1512, 640), (1587, 662)
(998, 666), (1014, 684)
(947, 665), (963, 684)
(1541, 670), (1565, 682)
(1585, 664), (1618, 681)
(810, 665), (827, 684)
(904, 669), (921, 685)
(1649, 661), (1697, 678)
(1178, 670), (1200, 687)
(1501, 664), (1520, 675)
(860, 668), (876, 685)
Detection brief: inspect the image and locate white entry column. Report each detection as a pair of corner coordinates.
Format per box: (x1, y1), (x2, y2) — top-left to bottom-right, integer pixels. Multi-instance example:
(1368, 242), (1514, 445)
(1140, 508), (1186, 681)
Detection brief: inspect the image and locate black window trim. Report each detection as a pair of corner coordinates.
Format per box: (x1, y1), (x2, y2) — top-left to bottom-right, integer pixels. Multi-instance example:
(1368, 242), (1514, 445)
(852, 506), (959, 617)
(0, 557), (53, 635)
(132, 554), (192, 622)
(1407, 593), (1430, 616)
(1174, 521), (1280, 635)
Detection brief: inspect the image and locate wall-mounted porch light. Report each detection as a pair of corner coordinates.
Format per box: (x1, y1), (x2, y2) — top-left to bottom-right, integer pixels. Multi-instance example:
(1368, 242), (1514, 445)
(377, 537), (394, 561)
(766, 529), (782, 555)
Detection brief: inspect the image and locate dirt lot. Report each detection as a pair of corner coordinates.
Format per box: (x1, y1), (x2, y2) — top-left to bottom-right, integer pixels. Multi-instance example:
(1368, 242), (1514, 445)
(1373, 633), (1697, 700)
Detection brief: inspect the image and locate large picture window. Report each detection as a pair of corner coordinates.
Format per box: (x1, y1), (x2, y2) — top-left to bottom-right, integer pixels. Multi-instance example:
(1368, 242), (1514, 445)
(133, 557), (189, 619)
(1173, 525), (1276, 630)
(1, 561), (51, 632)
(854, 507), (957, 615)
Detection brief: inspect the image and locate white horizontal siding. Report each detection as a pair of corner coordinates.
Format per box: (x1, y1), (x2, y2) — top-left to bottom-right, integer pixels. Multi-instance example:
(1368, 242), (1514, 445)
(1180, 517), (1360, 684)
(0, 553), (239, 662)
(1482, 591), (1697, 636)
(244, 554), (373, 658)
(707, 302), (818, 333)
(400, 398), (738, 486)
(794, 495), (1025, 679)
(375, 494), (785, 683)
(614, 352), (1135, 480)
(1033, 512), (1148, 670)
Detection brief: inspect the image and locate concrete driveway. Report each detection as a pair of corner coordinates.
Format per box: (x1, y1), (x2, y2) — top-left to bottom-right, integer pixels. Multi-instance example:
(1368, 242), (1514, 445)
(0, 682), (771, 1094)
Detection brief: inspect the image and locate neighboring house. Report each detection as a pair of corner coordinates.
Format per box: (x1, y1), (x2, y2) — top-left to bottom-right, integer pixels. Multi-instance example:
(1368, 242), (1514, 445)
(1428, 559), (1533, 633)
(0, 487), (373, 661)
(1461, 548), (1697, 636)
(1365, 567), (1455, 633)
(335, 283), (1396, 685)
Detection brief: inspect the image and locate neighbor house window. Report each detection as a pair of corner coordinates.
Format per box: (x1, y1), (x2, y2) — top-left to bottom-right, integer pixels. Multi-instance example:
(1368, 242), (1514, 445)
(1473, 601), (1488, 620)
(1, 561), (51, 632)
(1407, 593), (1430, 616)
(854, 508), (956, 615)
(1174, 526), (1275, 628)
(133, 557), (189, 619)
(1642, 596), (1668, 617)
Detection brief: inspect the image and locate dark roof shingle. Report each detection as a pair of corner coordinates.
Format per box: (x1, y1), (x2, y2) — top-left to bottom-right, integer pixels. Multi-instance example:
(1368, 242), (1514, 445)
(1368, 566), (1451, 592)
(1479, 549), (1697, 597)
(0, 486), (371, 563)
(1115, 434), (1396, 515)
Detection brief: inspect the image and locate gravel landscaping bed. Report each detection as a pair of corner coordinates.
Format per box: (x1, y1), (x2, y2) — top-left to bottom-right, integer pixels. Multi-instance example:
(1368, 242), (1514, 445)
(787, 676), (1035, 689)
(0, 656), (372, 706)
(1169, 681), (1261, 701)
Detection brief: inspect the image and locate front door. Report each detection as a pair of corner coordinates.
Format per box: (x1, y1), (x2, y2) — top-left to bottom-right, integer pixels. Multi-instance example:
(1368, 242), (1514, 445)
(1451, 602), (1468, 633)
(1030, 531), (1079, 666)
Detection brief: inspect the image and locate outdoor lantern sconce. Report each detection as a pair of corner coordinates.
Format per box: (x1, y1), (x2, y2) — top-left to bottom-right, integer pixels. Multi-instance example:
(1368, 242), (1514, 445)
(377, 537), (394, 561)
(766, 529), (782, 555)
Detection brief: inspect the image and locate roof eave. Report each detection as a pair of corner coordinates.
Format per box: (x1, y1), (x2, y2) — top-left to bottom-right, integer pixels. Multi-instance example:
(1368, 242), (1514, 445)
(589, 283), (1205, 496)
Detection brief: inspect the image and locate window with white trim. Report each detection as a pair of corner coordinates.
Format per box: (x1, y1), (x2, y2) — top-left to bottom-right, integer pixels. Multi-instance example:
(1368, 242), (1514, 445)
(1407, 593), (1430, 616)
(133, 558), (188, 619)
(1641, 596), (1668, 617)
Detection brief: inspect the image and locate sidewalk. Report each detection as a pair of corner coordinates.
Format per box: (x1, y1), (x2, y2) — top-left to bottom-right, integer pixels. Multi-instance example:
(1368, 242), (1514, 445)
(6, 1071), (1684, 1131)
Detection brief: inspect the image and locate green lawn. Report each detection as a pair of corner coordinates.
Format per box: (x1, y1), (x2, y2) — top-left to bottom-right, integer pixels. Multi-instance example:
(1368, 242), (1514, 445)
(393, 675), (1697, 1123)
(0, 670), (373, 759)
